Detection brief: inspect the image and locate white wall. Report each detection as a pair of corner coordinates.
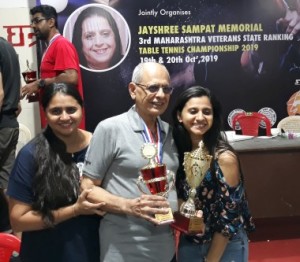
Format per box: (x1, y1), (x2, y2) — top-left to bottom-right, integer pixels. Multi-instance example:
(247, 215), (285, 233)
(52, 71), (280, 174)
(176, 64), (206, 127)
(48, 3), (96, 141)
(0, 0), (35, 8)
(0, 0), (41, 137)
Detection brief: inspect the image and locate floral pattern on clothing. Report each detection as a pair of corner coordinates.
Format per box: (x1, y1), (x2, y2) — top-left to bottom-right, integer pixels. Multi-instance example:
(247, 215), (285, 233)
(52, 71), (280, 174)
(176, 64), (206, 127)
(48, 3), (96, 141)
(177, 159), (255, 243)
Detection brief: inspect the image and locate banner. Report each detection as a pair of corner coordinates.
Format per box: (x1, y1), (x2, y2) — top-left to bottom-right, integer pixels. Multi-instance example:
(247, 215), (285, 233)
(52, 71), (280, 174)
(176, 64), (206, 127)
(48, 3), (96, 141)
(37, 0), (300, 131)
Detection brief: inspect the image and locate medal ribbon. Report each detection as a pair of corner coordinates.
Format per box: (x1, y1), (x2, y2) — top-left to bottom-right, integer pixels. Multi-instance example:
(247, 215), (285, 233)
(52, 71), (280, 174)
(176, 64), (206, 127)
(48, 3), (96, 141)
(141, 120), (163, 163)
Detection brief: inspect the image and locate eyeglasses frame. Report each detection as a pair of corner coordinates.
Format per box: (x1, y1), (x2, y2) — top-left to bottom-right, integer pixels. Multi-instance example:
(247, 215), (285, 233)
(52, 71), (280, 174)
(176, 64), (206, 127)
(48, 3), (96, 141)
(134, 82), (174, 94)
(30, 17), (48, 26)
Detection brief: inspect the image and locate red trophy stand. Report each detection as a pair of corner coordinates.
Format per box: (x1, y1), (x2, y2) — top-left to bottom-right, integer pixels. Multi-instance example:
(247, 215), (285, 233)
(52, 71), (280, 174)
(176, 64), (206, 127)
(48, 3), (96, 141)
(22, 63), (39, 103)
(137, 143), (175, 224)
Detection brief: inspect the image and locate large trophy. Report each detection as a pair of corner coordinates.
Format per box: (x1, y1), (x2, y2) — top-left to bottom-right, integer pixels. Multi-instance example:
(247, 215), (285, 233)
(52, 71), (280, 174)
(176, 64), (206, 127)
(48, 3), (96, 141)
(136, 143), (175, 224)
(171, 141), (212, 234)
(22, 60), (39, 103)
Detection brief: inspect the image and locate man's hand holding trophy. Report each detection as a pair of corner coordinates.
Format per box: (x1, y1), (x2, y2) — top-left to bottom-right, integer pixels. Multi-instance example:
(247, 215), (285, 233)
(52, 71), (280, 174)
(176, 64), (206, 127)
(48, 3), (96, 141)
(171, 140), (212, 234)
(136, 143), (175, 225)
(22, 60), (39, 102)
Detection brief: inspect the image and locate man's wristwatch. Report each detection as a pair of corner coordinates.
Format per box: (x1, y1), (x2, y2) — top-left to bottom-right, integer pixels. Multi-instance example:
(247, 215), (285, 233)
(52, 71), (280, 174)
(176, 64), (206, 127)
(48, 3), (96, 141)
(38, 79), (46, 89)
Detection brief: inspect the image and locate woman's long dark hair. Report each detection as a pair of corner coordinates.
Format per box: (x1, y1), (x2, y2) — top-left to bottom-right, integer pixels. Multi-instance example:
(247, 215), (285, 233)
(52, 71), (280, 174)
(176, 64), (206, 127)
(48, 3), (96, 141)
(32, 83), (83, 227)
(172, 86), (235, 184)
(72, 6), (123, 69)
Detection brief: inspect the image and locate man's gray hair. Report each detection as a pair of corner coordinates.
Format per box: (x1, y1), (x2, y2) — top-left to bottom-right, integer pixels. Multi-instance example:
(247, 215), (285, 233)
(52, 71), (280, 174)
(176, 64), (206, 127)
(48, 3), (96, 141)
(131, 62), (170, 83)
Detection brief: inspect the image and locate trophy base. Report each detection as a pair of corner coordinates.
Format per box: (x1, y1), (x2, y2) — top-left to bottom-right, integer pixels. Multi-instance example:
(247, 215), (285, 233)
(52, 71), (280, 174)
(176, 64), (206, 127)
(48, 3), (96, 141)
(27, 93), (39, 103)
(155, 208), (174, 225)
(171, 212), (205, 234)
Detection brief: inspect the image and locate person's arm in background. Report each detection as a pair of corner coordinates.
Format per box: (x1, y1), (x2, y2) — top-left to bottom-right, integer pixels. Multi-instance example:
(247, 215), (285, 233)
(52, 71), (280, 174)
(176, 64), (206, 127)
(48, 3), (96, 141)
(15, 82), (22, 116)
(0, 72), (4, 111)
(205, 151), (240, 262)
(21, 69), (78, 98)
(277, 0), (300, 35)
(39, 69), (78, 87)
(241, 0), (300, 75)
(81, 176), (171, 225)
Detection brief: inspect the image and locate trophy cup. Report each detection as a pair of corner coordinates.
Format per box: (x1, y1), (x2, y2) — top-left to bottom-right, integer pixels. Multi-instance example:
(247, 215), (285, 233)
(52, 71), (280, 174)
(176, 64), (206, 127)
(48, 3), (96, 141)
(136, 143), (175, 224)
(171, 141), (212, 234)
(22, 60), (39, 103)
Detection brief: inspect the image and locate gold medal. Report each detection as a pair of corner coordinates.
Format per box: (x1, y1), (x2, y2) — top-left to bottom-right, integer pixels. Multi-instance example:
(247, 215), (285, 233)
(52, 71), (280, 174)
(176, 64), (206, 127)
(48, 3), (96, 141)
(141, 143), (157, 160)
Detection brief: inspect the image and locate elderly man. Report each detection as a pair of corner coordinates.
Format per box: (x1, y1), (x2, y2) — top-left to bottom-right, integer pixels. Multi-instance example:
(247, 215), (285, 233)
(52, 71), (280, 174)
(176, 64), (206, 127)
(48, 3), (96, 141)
(81, 62), (178, 262)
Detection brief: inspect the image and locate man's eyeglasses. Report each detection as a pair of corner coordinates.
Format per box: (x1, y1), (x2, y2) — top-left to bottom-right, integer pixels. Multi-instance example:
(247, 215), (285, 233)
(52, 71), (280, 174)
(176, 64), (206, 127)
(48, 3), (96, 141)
(135, 83), (174, 94)
(30, 18), (47, 25)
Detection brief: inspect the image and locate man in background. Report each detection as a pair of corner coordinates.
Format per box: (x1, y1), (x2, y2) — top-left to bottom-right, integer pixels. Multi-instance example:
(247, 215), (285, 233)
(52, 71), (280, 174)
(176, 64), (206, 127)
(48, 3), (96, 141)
(0, 37), (21, 233)
(21, 4), (85, 129)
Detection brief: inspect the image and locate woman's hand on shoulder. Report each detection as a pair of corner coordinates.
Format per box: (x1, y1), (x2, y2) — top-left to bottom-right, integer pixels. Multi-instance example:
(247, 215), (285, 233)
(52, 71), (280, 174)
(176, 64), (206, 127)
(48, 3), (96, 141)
(218, 151), (240, 187)
(73, 188), (106, 217)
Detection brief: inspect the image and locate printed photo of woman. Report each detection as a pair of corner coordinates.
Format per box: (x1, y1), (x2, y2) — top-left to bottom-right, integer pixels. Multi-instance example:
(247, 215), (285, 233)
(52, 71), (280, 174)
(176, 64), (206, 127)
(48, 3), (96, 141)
(63, 4), (131, 72)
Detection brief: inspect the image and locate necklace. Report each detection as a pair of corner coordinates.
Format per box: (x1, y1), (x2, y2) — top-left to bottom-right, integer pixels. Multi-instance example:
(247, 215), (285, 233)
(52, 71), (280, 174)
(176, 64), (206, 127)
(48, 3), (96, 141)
(68, 130), (86, 157)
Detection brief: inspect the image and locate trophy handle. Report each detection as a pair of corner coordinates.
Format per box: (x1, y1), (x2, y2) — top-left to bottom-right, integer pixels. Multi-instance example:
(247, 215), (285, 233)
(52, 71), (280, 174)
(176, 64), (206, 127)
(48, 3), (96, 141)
(163, 170), (175, 197)
(136, 175), (149, 195)
(179, 188), (197, 218)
